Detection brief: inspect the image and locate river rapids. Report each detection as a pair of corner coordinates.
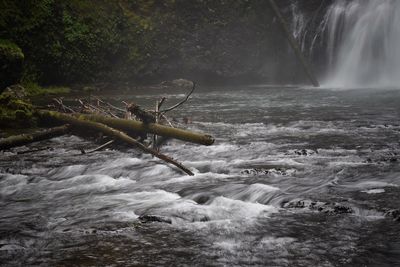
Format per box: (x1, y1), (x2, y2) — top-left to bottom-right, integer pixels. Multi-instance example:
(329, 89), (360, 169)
(1, 86), (400, 266)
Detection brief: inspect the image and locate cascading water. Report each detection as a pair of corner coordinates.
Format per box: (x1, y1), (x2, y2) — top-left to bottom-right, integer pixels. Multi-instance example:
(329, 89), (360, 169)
(292, 0), (400, 88)
(324, 0), (400, 88)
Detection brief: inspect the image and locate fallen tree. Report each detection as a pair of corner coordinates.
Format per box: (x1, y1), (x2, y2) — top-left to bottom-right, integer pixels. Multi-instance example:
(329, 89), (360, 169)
(1, 80), (214, 175)
(0, 124), (70, 150)
(76, 113), (214, 146)
(37, 110), (194, 176)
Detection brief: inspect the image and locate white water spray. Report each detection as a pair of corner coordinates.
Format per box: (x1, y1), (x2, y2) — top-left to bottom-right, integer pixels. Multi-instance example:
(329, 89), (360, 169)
(291, 0), (400, 88)
(324, 0), (400, 88)
(326, 0), (400, 87)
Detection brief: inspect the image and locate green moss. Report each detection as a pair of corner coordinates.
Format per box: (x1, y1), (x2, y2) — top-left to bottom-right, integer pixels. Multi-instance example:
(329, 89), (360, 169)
(0, 39), (24, 60)
(0, 90), (36, 128)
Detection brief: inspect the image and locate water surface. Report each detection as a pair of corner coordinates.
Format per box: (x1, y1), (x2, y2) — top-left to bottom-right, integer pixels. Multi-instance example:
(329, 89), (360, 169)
(1, 86), (400, 266)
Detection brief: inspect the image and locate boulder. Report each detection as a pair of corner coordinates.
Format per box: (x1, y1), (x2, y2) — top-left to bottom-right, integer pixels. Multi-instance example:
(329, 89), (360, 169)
(283, 198), (354, 215)
(138, 214), (172, 224)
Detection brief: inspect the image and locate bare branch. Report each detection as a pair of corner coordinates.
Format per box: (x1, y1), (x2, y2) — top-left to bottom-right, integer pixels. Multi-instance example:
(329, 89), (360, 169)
(81, 140), (115, 154)
(160, 114), (174, 128)
(78, 99), (119, 118)
(160, 82), (196, 113)
(53, 98), (75, 113)
(93, 96), (126, 113)
(157, 97), (167, 110)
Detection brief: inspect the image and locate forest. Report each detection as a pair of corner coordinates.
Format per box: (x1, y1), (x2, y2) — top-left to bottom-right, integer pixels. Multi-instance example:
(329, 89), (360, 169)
(2, 1), (399, 266)
(0, 0), (329, 92)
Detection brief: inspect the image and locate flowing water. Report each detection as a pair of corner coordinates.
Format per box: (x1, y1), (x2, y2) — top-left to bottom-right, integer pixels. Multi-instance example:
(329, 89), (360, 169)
(1, 86), (400, 266)
(292, 0), (400, 88)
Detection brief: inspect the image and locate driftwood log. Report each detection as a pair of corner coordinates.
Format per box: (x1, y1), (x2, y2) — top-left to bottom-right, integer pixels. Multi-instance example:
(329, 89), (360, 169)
(74, 113), (214, 146)
(37, 110), (194, 175)
(0, 125), (70, 150)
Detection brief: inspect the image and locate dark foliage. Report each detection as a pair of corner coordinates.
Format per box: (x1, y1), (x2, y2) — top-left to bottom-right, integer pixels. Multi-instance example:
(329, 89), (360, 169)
(0, 0), (326, 87)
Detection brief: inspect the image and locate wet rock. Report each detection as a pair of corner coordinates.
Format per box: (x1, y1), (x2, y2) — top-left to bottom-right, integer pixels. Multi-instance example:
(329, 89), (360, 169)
(329, 205), (353, 214)
(365, 158), (373, 163)
(193, 195), (210, 205)
(138, 215), (172, 224)
(241, 168), (270, 176)
(284, 199), (322, 209)
(384, 209), (400, 222)
(363, 151), (399, 164)
(1, 167), (21, 174)
(241, 167), (289, 176)
(195, 216), (210, 222)
(293, 149), (318, 156)
(283, 199), (354, 215)
(380, 152), (398, 163)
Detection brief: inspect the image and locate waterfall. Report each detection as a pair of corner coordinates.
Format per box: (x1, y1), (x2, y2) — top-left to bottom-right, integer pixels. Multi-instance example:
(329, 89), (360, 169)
(324, 0), (400, 88)
(292, 0), (400, 88)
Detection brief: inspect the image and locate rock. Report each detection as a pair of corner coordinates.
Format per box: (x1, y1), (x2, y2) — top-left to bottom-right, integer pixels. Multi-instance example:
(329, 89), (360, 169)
(293, 149), (318, 156)
(365, 158), (373, 163)
(0, 86), (36, 128)
(283, 199), (354, 215)
(363, 151), (399, 164)
(385, 209), (400, 222)
(241, 167), (291, 176)
(3, 85), (28, 99)
(138, 215), (172, 224)
(330, 205), (353, 214)
(196, 216), (210, 222)
(0, 40), (24, 94)
(241, 168), (270, 176)
(283, 199), (309, 209)
(193, 194), (211, 205)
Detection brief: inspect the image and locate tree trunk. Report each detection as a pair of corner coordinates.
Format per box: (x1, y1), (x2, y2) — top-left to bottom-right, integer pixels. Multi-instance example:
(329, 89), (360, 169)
(37, 110), (194, 176)
(0, 125), (70, 150)
(73, 113), (214, 146)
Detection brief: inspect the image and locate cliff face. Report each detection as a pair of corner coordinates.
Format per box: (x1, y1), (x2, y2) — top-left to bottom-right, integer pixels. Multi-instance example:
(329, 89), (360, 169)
(170, 0), (333, 84)
(0, 0), (331, 86)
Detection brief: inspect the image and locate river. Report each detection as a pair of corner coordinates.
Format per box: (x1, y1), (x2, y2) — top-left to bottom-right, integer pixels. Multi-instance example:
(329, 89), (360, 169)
(1, 85), (400, 266)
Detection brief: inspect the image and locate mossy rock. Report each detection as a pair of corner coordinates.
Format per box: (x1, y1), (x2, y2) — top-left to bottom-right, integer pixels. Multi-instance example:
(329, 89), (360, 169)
(0, 87), (36, 128)
(0, 40), (24, 93)
(3, 84), (28, 99)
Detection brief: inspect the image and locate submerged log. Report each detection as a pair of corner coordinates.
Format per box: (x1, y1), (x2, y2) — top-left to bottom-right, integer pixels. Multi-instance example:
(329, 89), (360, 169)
(0, 125), (70, 151)
(37, 110), (194, 176)
(74, 113), (214, 146)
